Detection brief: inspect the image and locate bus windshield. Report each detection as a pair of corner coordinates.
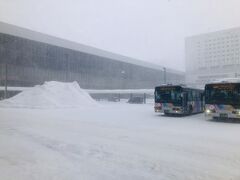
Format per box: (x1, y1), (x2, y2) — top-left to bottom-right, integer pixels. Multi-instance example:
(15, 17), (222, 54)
(155, 86), (182, 105)
(205, 83), (240, 105)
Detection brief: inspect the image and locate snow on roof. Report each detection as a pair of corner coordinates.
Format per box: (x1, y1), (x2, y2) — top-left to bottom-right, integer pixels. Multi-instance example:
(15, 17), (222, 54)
(155, 84), (203, 90)
(208, 78), (240, 84)
(0, 21), (184, 74)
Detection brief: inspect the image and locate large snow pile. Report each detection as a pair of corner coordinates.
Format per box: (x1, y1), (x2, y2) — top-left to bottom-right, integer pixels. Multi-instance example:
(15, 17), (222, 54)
(0, 81), (97, 108)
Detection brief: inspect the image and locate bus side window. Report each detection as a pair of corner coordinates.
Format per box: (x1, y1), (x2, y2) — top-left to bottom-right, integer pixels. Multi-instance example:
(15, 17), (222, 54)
(201, 92), (205, 104)
(192, 91), (196, 101)
(182, 92), (187, 106)
(196, 92), (200, 101)
(188, 91), (193, 101)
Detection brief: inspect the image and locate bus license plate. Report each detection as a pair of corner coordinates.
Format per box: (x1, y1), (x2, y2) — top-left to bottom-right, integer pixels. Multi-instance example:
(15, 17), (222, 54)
(220, 113), (228, 118)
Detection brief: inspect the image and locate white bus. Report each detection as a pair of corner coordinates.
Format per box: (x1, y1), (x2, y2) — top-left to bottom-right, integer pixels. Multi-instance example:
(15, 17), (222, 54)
(205, 79), (240, 119)
(154, 85), (204, 116)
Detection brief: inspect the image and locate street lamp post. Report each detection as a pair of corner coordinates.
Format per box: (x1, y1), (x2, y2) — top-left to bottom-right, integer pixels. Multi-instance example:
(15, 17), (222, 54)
(121, 70), (126, 89)
(120, 70), (126, 101)
(163, 67), (166, 84)
(4, 62), (8, 99)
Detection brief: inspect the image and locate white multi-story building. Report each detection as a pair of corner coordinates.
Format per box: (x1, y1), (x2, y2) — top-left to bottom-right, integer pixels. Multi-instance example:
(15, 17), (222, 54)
(186, 27), (240, 88)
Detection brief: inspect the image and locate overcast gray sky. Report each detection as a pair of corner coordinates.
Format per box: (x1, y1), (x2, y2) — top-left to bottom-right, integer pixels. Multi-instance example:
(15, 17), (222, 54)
(1, 0), (240, 71)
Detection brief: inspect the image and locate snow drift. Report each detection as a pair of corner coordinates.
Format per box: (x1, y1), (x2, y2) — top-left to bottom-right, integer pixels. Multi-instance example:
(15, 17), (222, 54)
(0, 81), (97, 108)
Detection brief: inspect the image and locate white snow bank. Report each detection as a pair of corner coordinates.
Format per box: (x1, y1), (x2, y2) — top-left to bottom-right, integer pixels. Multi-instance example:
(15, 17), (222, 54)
(0, 81), (97, 108)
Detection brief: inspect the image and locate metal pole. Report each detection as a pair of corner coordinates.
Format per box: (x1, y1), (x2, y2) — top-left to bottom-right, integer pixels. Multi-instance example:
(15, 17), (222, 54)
(143, 93), (146, 104)
(65, 54), (69, 82)
(163, 67), (166, 84)
(130, 93), (133, 99)
(121, 70), (125, 89)
(4, 63), (7, 99)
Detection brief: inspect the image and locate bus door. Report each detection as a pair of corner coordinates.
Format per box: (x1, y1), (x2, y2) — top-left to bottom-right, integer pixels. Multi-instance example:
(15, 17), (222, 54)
(200, 92), (205, 111)
(182, 92), (188, 113)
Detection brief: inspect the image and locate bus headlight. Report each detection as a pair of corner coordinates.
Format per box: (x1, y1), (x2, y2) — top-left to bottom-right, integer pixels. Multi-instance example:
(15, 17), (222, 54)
(205, 109), (216, 114)
(206, 105), (216, 114)
(205, 109), (211, 114)
(232, 110), (240, 115)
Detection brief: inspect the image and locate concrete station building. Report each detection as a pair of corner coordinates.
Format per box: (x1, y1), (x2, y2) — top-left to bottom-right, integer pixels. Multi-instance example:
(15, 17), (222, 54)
(0, 22), (184, 98)
(186, 27), (240, 88)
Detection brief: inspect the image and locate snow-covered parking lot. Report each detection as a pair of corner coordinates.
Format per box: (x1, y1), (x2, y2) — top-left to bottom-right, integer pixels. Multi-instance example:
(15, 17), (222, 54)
(1, 102), (240, 180)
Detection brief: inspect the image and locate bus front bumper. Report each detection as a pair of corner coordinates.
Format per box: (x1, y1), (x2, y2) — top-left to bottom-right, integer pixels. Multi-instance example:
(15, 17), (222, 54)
(154, 107), (164, 113)
(155, 107), (183, 114)
(205, 110), (240, 119)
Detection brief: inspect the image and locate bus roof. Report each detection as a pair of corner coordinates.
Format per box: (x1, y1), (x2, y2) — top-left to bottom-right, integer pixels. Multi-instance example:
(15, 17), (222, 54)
(155, 84), (204, 91)
(207, 78), (240, 84)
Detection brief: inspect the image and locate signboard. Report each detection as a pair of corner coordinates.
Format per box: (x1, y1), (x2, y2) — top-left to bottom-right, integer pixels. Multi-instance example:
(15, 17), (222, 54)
(212, 84), (236, 90)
